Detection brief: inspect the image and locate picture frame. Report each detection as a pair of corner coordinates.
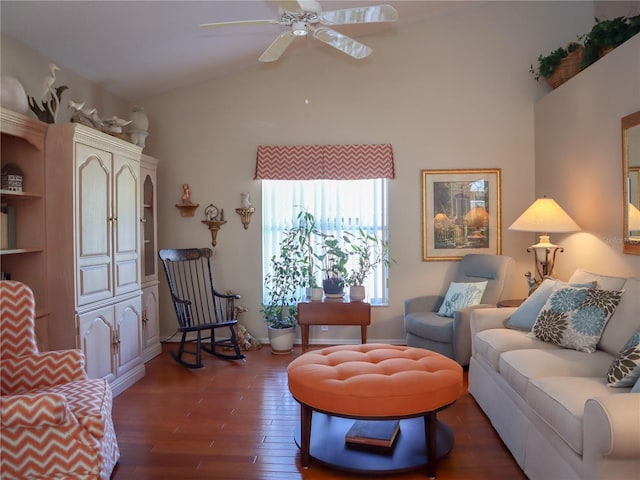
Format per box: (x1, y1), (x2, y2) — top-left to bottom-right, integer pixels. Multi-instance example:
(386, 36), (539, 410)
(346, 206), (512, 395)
(422, 168), (501, 261)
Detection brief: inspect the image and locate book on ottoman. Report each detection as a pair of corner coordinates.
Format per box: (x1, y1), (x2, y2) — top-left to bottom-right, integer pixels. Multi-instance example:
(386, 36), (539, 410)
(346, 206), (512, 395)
(345, 419), (400, 448)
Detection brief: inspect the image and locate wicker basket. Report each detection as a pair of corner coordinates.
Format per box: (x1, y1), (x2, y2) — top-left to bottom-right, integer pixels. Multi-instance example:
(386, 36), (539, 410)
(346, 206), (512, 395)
(546, 46), (584, 89)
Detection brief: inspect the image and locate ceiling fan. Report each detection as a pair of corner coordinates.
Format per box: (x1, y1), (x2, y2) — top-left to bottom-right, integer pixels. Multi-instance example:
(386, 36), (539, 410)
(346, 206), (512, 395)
(199, 1), (398, 62)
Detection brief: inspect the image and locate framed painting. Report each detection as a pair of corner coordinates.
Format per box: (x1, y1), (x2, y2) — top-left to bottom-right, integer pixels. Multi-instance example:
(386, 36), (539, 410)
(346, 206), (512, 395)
(422, 169), (501, 261)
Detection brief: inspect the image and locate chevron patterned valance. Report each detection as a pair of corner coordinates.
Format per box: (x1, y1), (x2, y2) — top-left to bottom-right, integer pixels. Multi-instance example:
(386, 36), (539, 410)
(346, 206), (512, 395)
(255, 144), (395, 180)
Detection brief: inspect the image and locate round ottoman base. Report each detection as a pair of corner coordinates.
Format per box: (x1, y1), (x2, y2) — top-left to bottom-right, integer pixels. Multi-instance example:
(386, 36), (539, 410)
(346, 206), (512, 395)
(295, 412), (454, 475)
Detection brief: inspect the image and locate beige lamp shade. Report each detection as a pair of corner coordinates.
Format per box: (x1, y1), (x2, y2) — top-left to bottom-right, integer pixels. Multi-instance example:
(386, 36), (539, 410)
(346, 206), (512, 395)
(509, 197), (580, 234)
(629, 202), (640, 231)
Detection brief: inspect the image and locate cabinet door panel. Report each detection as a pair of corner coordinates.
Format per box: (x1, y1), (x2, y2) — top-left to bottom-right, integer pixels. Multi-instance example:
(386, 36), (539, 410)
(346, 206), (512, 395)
(78, 306), (116, 382)
(113, 157), (140, 296)
(115, 297), (142, 377)
(76, 143), (113, 305)
(141, 285), (160, 360)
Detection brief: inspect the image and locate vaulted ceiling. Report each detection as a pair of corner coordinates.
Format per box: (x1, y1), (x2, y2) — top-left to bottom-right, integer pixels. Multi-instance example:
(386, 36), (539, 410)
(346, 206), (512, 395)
(0, 1), (474, 101)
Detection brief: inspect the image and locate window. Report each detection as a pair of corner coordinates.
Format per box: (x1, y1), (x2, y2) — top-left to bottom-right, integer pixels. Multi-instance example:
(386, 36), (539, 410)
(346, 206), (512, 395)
(262, 178), (389, 304)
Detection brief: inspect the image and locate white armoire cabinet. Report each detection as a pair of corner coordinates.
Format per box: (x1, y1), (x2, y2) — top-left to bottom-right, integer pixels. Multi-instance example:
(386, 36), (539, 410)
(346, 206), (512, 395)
(45, 123), (145, 396)
(140, 154), (161, 362)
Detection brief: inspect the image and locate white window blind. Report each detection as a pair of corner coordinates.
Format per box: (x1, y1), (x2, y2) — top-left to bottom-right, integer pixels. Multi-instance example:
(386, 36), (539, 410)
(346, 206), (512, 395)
(262, 178), (390, 304)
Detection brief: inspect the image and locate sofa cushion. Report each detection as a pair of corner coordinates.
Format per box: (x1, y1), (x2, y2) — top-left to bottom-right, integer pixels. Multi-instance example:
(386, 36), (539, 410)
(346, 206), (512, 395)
(474, 328), (560, 370)
(599, 277), (640, 356)
(498, 348), (614, 398)
(405, 312), (452, 343)
(437, 281), (487, 318)
(505, 279), (594, 331)
(530, 286), (623, 353)
(526, 376), (629, 455)
(607, 327), (640, 387)
(568, 269), (627, 291)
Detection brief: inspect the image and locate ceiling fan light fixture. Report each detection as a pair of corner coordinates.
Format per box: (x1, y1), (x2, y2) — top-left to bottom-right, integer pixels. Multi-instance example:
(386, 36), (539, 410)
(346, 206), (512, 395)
(292, 21), (308, 36)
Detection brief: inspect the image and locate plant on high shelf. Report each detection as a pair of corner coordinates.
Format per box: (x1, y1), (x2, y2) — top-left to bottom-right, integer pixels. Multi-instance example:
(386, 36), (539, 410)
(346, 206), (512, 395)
(342, 227), (393, 301)
(529, 42), (583, 89)
(580, 15), (640, 69)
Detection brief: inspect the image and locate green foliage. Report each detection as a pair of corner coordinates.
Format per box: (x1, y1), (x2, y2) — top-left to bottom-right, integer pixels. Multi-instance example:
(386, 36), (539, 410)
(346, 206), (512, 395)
(261, 209), (319, 328)
(529, 42), (579, 81)
(342, 228), (393, 287)
(581, 16), (640, 69)
(317, 236), (349, 280)
(262, 210), (395, 319)
(530, 15), (640, 82)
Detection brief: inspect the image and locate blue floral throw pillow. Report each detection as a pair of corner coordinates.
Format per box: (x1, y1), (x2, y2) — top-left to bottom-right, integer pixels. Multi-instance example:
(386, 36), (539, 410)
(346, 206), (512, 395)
(530, 286), (623, 353)
(437, 281), (488, 318)
(607, 327), (640, 388)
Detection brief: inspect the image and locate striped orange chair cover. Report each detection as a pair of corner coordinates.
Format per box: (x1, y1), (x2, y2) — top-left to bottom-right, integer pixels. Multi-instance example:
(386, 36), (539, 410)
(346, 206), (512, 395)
(0, 281), (120, 479)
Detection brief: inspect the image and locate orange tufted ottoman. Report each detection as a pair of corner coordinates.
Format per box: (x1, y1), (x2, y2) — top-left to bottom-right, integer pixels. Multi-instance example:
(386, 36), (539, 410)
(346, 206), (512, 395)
(287, 344), (463, 477)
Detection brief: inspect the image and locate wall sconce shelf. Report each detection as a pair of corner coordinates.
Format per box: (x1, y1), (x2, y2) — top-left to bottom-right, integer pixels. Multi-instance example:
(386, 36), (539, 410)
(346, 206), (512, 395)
(236, 207), (255, 230)
(202, 220), (227, 247)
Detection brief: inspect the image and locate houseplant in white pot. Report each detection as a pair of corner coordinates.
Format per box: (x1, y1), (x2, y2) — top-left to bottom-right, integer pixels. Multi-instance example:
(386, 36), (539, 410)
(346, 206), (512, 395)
(343, 228), (392, 302)
(261, 211), (318, 353)
(318, 236), (349, 297)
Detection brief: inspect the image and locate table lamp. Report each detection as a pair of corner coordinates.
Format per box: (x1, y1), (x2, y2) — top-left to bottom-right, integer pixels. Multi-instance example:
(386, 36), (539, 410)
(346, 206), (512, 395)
(509, 196), (580, 283)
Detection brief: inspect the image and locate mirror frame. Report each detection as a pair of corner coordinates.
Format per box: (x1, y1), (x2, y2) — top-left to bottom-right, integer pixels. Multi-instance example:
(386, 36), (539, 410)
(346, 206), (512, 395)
(622, 110), (640, 255)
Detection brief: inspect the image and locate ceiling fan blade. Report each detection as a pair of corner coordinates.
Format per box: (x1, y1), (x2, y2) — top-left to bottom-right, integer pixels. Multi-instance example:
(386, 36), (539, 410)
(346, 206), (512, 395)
(277, 1), (322, 13)
(319, 4), (398, 25)
(312, 27), (372, 59)
(259, 31), (296, 62)
(199, 19), (277, 28)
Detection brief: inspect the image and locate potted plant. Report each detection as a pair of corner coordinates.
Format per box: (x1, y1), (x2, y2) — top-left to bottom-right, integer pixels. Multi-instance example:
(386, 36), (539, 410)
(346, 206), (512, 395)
(318, 236), (349, 296)
(343, 228), (392, 302)
(580, 15), (640, 69)
(287, 210), (323, 299)
(529, 42), (583, 89)
(261, 210), (320, 353)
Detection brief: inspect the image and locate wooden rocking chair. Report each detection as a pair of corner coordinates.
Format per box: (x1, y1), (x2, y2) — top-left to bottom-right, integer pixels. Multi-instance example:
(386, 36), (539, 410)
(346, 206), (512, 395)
(158, 248), (246, 368)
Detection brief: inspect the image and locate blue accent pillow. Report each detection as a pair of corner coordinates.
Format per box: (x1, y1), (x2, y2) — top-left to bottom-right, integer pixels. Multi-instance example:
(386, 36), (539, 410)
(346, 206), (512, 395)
(530, 286), (623, 353)
(632, 377), (640, 393)
(607, 327), (640, 388)
(505, 279), (594, 331)
(437, 281), (488, 318)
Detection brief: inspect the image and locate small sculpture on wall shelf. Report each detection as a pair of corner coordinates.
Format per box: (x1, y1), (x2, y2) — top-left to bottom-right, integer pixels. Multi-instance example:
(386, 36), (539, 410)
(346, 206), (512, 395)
(236, 192), (255, 230)
(181, 184), (192, 204)
(175, 184), (199, 217)
(241, 192), (252, 209)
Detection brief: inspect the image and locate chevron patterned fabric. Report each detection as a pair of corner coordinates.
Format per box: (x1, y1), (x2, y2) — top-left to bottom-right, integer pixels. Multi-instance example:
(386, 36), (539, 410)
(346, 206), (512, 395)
(255, 143), (395, 180)
(0, 280), (120, 479)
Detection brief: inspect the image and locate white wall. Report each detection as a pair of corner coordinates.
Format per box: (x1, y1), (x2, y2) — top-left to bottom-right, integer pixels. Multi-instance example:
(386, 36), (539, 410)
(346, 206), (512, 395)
(141, 1), (594, 344)
(534, 34), (640, 280)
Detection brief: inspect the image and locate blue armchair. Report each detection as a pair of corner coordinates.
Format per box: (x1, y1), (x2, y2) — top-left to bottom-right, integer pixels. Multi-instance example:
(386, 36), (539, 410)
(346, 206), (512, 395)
(404, 254), (515, 366)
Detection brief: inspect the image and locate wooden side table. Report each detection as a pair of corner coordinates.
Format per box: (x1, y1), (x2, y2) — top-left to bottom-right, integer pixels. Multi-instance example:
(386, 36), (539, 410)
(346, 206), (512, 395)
(297, 300), (371, 353)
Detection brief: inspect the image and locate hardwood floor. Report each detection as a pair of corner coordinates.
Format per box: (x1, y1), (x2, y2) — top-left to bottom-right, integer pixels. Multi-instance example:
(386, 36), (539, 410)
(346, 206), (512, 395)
(111, 344), (526, 479)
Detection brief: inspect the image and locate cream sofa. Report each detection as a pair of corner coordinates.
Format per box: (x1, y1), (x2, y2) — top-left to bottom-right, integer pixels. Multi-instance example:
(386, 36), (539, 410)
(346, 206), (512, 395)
(468, 270), (640, 480)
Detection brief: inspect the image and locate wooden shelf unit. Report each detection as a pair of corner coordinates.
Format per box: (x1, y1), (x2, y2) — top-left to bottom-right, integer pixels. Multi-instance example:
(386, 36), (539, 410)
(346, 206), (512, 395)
(0, 107), (49, 349)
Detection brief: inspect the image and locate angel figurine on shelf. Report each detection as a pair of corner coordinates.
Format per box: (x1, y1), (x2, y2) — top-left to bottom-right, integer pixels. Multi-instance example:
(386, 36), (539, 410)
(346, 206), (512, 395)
(181, 184), (192, 205)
